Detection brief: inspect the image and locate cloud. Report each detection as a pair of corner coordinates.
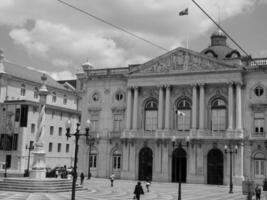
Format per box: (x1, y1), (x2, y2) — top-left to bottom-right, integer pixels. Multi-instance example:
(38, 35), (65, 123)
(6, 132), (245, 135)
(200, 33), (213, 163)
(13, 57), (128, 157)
(49, 70), (75, 80)
(0, 0), (266, 73)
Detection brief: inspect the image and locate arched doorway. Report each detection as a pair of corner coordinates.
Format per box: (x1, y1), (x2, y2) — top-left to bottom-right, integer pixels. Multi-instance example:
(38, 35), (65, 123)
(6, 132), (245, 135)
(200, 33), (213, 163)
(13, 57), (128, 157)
(172, 148), (187, 182)
(207, 149), (224, 185)
(138, 147), (153, 181)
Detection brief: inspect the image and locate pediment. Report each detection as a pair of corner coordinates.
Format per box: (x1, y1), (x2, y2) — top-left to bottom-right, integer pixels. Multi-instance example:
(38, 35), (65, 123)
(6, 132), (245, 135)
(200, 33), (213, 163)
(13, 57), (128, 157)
(130, 47), (241, 75)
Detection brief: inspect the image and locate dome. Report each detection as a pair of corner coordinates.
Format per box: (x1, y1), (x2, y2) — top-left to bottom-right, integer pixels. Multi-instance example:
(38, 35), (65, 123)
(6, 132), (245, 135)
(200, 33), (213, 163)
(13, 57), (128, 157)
(82, 61), (93, 71)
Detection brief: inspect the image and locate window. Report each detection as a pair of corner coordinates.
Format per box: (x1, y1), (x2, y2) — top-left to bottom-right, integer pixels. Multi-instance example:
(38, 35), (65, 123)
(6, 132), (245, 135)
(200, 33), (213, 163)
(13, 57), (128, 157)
(31, 123), (35, 134)
(0, 134), (18, 150)
(254, 113), (264, 135)
(176, 99), (191, 131)
(89, 151), (97, 168)
(15, 108), (20, 122)
(254, 86), (264, 97)
(52, 111), (55, 119)
(57, 143), (61, 152)
(49, 142), (53, 152)
(113, 114), (123, 132)
(91, 116), (99, 132)
(63, 95), (67, 105)
(58, 127), (62, 136)
(50, 126), (54, 135)
(66, 144), (70, 153)
(115, 92), (124, 101)
(60, 112), (63, 120)
(254, 152), (265, 178)
(145, 100), (158, 131)
(112, 150), (121, 170)
(21, 84), (26, 96)
(211, 99), (226, 131)
(34, 87), (38, 99)
(52, 92), (57, 103)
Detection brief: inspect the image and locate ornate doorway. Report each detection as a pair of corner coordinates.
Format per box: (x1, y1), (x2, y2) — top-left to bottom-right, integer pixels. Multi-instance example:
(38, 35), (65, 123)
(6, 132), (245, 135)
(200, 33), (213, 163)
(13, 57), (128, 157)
(207, 149), (224, 185)
(172, 148), (187, 182)
(138, 147), (153, 181)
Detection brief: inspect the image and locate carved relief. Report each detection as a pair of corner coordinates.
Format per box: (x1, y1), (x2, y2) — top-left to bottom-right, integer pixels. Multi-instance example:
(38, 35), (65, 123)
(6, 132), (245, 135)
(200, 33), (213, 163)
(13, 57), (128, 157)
(172, 87), (192, 98)
(89, 90), (102, 104)
(141, 88), (159, 98)
(138, 49), (231, 74)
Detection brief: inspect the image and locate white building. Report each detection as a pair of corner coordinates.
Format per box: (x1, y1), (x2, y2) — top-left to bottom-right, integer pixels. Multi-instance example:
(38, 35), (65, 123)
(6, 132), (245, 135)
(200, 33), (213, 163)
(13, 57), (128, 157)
(0, 49), (80, 176)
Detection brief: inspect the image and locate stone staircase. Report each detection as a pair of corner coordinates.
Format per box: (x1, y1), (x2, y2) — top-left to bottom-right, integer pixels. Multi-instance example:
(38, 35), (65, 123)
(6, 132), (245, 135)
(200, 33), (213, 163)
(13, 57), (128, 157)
(0, 178), (85, 193)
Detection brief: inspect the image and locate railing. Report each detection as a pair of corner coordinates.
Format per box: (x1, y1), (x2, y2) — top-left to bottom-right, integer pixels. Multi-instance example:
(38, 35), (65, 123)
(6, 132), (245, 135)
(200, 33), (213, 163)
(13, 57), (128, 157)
(250, 58), (267, 67)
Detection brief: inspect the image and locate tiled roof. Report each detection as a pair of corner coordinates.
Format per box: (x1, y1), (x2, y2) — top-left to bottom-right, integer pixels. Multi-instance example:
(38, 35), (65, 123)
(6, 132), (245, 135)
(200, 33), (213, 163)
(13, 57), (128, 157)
(3, 61), (66, 90)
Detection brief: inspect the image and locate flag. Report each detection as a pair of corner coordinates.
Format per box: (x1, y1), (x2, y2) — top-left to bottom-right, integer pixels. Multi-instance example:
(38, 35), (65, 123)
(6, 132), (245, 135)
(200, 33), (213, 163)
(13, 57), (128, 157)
(177, 110), (185, 116)
(179, 8), (188, 16)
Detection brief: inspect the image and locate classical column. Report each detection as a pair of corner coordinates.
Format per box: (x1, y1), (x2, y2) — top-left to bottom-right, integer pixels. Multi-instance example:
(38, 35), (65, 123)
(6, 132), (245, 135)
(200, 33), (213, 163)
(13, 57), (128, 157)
(164, 85), (170, 129)
(199, 84), (205, 130)
(227, 82), (234, 130)
(158, 85), (164, 129)
(191, 84), (197, 129)
(132, 86), (139, 130)
(236, 82), (242, 130)
(126, 87), (132, 130)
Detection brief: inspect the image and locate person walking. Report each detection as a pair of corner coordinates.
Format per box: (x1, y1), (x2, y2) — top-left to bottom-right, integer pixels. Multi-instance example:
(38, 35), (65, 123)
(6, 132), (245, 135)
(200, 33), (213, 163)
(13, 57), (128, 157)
(134, 181), (144, 200)
(255, 184), (261, 200)
(145, 178), (151, 192)
(110, 173), (115, 187)
(80, 172), (85, 185)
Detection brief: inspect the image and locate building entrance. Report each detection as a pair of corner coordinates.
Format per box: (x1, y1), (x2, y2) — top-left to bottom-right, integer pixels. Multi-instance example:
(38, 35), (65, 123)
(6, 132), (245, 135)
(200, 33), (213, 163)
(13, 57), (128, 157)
(207, 149), (223, 185)
(138, 147), (153, 181)
(172, 148), (187, 182)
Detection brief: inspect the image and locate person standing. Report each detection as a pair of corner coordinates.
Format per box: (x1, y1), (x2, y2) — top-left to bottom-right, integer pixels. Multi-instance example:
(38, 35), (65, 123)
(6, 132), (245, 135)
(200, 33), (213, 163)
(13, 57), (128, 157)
(80, 172), (85, 185)
(134, 181), (144, 200)
(255, 184), (261, 200)
(110, 173), (115, 187)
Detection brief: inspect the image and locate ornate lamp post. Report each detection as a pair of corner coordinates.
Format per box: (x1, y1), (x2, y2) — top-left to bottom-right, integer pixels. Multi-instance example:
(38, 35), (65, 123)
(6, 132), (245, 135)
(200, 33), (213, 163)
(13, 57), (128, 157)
(25, 141), (34, 177)
(65, 119), (90, 200)
(224, 144), (238, 193)
(85, 119), (95, 180)
(172, 136), (190, 200)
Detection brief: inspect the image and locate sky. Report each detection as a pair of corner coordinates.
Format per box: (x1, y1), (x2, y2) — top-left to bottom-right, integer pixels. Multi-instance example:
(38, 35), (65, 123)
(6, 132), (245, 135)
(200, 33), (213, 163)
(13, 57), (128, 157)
(0, 0), (267, 80)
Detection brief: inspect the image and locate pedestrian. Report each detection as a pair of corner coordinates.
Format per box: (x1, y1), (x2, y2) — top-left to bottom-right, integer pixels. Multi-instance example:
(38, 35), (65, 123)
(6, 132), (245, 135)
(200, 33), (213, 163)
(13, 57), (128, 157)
(80, 172), (85, 185)
(133, 181), (144, 200)
(145, 178), (151, 192)
(255, 184), (261, 200)
(110, 173), (115, 187)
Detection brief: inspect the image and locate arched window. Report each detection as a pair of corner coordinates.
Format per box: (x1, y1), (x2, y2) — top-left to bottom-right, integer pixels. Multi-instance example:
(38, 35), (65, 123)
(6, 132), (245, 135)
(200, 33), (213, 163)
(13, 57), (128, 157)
(33, 87), (38, 99)
(176, 99), (191, 131)
(145, 100), (158, 131)
(21, 84), (26, 96)
(254, 152), (265, 178)
(52, 92), (57, 103)
(211, 98), (226, 131)
(112, 150), (121, 171)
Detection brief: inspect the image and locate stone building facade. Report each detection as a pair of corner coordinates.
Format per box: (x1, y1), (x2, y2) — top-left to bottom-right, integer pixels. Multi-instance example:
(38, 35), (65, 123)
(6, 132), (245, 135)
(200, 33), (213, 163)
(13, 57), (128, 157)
(0, 50), (80, 175)
(76, 31), (267, 185)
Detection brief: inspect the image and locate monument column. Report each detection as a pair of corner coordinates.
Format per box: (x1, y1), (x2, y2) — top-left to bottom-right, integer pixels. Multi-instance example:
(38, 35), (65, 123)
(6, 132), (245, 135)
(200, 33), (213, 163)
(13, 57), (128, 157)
(132, 86), (139, 130)
(227, 82), (234, 130)
(164, 85), (170, 130)
(191, 84), (197, 129)
(126, 87), (132, 130)
(31, 74), (49, 179)
(199, 84), (205, 130)
(158, 85), (164, 129)
(236, 82), (242, 130)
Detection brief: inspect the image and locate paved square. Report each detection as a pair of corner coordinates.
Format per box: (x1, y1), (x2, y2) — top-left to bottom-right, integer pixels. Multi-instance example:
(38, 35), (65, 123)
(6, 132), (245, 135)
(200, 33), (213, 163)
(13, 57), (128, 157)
(0, 178), (254, 200)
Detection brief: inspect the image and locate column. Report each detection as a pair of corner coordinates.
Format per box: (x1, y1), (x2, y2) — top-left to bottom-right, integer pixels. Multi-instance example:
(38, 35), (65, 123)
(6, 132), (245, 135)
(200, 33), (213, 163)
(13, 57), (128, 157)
(158, 85), (164, 129)
(126, 87), (132, 130)
(199, 84), (205, 130)
(227, 82), (234, 130)
(191, 84), (197, 129)
(165, 85), (170, 129)
(236, 82), (242, 130)
(132, 87), (139, 130)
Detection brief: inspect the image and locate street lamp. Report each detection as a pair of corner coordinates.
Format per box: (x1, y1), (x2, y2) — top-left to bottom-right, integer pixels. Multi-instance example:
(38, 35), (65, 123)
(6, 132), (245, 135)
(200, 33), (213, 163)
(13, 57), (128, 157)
(224, 144), (238, 194)
(65, 120), (90, 200)
(25, 141), (34, 177)
(172, 136), (190, 200)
